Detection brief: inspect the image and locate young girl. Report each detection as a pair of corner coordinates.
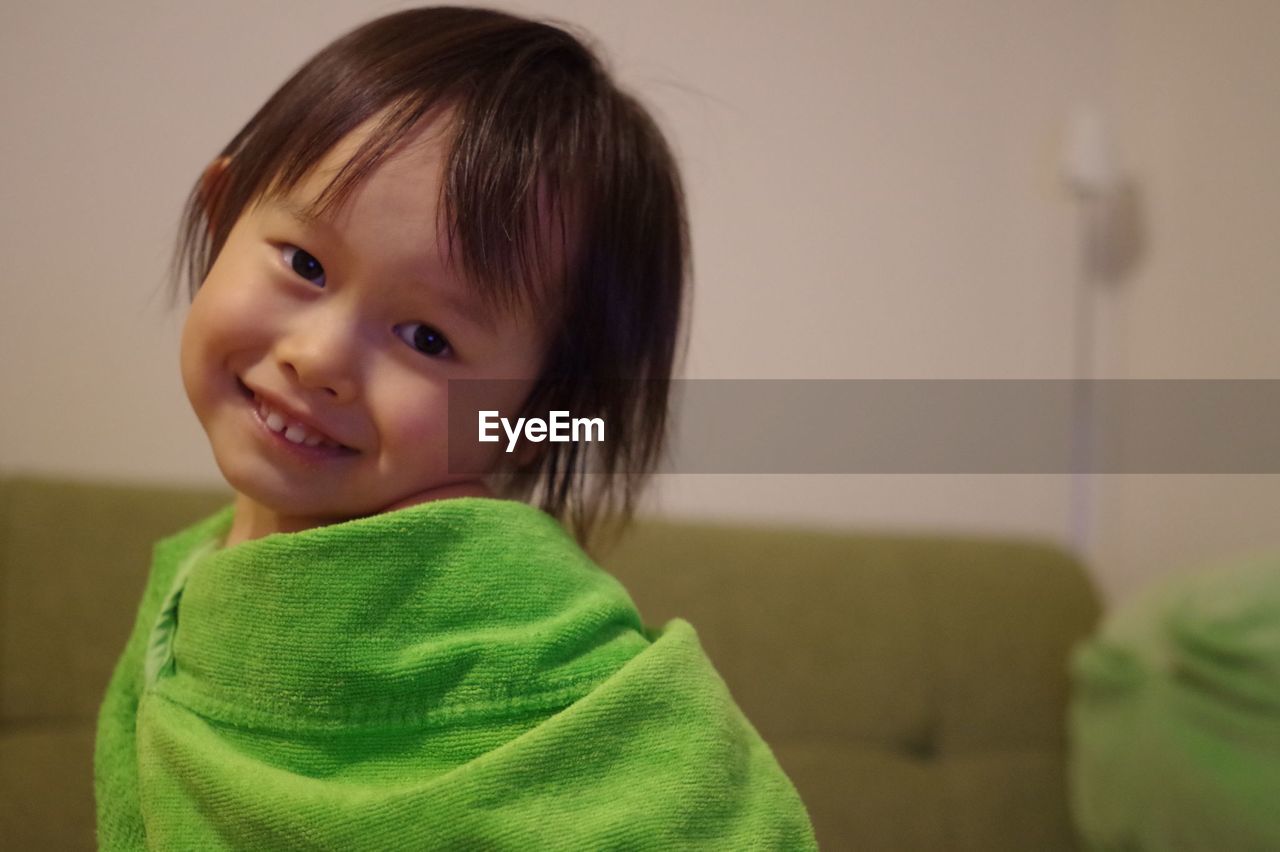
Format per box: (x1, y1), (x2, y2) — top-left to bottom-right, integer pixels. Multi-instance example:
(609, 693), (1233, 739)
(94, 6), (817, 850)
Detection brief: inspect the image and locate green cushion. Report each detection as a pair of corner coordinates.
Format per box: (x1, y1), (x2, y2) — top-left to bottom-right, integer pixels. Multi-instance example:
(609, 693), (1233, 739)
(1068, 551), (1280, 852)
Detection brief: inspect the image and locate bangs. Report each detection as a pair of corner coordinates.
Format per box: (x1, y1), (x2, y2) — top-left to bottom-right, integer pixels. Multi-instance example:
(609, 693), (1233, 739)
(260, 96), (581, 327)
(179, 7), (599, 323)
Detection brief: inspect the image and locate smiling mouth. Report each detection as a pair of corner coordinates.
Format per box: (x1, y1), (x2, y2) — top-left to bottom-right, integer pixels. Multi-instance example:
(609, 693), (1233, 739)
(236, 378), (358, 455)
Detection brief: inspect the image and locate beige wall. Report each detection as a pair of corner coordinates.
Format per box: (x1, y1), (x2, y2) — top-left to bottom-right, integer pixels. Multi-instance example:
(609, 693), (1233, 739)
(2, 1), (1276, 607)
(1089, 0), (1280, 603)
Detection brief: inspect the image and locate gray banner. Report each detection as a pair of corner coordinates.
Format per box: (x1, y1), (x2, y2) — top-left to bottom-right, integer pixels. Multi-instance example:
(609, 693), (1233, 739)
(447, 380), (1280, 473)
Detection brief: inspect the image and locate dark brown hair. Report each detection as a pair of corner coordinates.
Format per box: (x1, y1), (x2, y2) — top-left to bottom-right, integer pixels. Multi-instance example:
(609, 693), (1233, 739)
(169, 6), (690, 549)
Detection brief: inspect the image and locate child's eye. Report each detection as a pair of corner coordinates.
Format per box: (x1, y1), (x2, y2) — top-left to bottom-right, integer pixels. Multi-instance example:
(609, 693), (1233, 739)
(281, 245), (326, 287)
(394, 323), (453, 359)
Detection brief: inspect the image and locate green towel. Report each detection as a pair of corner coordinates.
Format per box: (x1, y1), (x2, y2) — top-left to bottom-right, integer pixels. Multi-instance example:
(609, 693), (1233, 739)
(94, 497), (817, 850)
(1067, 551), (1280, 852)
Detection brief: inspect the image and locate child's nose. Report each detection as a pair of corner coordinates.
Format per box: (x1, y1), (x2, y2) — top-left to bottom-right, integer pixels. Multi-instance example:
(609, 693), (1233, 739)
(273, 316), (360, 402)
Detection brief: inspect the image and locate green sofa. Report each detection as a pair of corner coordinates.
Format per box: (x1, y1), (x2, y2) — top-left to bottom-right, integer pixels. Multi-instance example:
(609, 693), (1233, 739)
(0, 475), (1101, 850)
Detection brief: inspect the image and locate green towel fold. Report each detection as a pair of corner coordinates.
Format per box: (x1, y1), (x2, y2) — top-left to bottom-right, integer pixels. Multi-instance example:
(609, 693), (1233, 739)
(1067, 551), (1280, 852)
(94, 497), (817, 850)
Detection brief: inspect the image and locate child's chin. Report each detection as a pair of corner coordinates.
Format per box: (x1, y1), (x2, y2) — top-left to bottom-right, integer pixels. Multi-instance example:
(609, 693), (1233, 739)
(222, 473), (364, 522)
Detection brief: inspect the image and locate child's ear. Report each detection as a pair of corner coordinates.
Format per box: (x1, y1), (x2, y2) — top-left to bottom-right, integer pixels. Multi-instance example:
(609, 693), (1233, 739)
(199, 156), (232, 235)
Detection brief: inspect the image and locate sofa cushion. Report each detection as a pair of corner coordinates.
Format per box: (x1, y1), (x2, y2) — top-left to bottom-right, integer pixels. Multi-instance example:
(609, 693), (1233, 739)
(0, 722), (97, 850)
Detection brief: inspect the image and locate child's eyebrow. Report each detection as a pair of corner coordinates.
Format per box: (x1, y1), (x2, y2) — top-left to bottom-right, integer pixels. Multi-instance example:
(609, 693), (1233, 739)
(400, 276), (500, 335)
(276, 199), (328, 229)
(271, 198), (499, 334)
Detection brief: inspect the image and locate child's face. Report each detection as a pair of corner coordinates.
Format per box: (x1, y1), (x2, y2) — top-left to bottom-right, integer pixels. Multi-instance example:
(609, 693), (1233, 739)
(180, 112), (552, 538)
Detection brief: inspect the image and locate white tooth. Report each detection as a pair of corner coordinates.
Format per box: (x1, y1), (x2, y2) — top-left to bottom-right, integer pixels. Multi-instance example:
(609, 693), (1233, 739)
(284, 425), (308, 443)
(303, 433), (322, 447)
(265, 411), (286, 431)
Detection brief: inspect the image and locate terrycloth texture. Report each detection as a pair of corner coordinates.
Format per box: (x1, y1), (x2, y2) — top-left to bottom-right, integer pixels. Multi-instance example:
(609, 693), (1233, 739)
(94, 497), (817, 851)
(1067, 552), (1280, 851)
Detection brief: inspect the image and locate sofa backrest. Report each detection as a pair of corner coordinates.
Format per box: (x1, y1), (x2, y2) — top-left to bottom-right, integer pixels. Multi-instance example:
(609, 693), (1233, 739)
(0, 475), (232, 723)
(0, 475), (1101, 851)
(600, 514), (1102, 850)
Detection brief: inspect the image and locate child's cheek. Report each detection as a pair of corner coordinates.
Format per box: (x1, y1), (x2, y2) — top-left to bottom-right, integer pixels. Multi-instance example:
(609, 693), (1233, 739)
(224, 283), (278, 340)
(205, 272), (286, 352)
(373, 375), (448, 454)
